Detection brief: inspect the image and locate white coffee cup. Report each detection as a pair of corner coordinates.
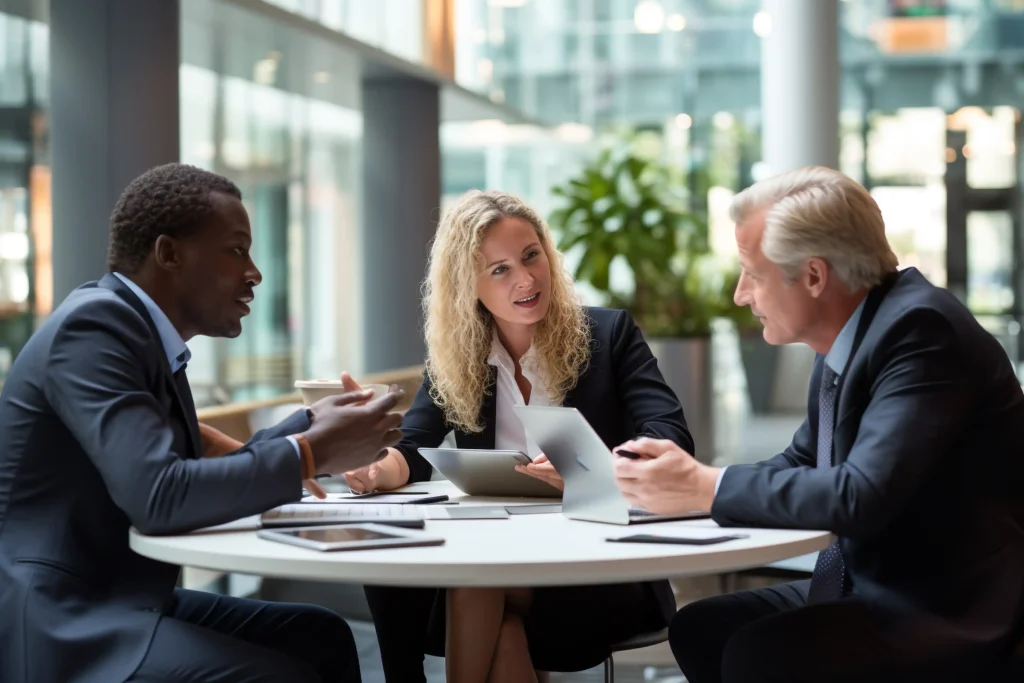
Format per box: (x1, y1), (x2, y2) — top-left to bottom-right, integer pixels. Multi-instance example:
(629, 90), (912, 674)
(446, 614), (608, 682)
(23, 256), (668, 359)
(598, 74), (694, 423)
(294, 379), (391, 407)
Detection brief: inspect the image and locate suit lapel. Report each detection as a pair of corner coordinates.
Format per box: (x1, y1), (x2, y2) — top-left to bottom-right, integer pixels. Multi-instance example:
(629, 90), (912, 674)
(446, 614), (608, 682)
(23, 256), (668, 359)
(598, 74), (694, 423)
(835, 271), (901, 431)
(99, 274), (202, 458)
(172, 367), (203, 458)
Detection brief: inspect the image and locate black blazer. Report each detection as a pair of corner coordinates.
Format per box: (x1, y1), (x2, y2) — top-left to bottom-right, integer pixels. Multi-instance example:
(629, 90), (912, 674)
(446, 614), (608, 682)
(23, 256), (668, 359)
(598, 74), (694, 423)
(394, 306), (693, 623)
(0, 274), (309, 683)
(714, 268), (1024, 656)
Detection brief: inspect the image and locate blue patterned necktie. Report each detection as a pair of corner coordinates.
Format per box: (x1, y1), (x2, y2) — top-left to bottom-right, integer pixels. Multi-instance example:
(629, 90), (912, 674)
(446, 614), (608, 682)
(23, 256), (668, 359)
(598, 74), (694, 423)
(808, 364), (847, 603)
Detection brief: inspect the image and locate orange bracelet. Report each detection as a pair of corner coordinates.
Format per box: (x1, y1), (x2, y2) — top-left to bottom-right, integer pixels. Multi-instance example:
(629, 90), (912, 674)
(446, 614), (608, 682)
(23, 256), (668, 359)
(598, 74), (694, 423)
(293, 434), (316, 480)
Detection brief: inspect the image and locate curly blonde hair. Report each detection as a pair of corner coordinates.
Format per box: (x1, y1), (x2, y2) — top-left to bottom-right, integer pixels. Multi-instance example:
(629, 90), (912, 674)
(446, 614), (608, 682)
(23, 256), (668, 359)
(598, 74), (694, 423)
(423, 190), (591, 433)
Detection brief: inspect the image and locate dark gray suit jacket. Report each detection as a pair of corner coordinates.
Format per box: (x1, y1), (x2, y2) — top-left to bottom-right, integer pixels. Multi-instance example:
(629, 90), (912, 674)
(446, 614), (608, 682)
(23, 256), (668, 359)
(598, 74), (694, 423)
(714, 268), (1024, 659)
(0, 273), (309, 683)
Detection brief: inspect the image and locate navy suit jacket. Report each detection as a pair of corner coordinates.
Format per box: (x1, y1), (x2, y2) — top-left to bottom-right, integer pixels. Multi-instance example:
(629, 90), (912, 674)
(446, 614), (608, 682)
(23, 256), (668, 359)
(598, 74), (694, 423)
(0, 274), (310, 683)
(713, 268), (1024, 657)
(395, 306), (693, 624)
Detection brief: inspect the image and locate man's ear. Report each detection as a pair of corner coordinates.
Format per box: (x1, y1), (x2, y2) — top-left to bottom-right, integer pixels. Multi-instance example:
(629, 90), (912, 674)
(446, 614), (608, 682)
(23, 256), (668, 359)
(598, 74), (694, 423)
(804, 257), (830, 299)
(153, 235), (183, 272)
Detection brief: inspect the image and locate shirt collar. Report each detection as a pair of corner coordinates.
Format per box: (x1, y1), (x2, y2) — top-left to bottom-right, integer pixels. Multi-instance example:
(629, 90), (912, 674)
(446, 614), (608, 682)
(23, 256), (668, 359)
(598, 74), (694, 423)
(824, 296), (866, 377)
(487, 329), (538, 374)
(113, 272), (191, 373)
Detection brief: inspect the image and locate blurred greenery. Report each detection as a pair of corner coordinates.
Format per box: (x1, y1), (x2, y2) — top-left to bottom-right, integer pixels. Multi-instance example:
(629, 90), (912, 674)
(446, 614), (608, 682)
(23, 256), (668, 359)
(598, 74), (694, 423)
(550, 136), (754, 338)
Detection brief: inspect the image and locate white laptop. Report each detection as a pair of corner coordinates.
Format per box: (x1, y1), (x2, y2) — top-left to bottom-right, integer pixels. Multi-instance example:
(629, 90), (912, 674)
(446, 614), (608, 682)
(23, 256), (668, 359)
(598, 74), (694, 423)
(512, 405), (710, 525)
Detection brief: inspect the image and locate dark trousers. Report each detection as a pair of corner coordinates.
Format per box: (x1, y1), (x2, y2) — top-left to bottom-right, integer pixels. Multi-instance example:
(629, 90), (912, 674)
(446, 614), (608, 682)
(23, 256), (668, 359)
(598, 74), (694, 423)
(128, 588), (360, 682)
(670, 579), (998, 683)
(363, 586), (436, 683)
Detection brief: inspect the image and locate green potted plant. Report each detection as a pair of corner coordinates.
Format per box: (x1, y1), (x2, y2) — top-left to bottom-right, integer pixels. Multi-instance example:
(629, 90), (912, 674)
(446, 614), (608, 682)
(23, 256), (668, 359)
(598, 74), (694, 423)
(549, 141), (738, 462)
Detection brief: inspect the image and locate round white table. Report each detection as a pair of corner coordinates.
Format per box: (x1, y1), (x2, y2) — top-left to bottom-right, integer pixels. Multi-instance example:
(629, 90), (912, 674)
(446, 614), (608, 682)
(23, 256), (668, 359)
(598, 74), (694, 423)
(130, 482), (832, 587)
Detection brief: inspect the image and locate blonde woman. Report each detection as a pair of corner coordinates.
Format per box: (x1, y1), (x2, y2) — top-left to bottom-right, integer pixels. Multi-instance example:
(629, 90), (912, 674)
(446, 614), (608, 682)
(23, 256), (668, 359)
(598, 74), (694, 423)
(346, 190), (693, 683)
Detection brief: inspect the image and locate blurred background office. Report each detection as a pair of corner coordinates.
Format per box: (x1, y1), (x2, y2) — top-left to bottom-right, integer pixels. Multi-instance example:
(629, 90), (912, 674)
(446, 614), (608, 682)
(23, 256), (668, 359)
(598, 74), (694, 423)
(2, 1), (1022, 449)
(1, 0), (1023, 678)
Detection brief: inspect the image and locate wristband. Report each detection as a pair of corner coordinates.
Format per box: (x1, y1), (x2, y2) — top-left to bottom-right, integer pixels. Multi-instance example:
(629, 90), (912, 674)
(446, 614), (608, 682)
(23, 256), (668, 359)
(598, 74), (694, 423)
(294, 433), (316, 480)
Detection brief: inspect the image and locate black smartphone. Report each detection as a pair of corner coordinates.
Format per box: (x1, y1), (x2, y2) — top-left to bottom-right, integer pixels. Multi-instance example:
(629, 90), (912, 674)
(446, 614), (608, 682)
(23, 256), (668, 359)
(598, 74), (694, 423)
(614, 449), (642, 459)
(607, 533), (748, 546)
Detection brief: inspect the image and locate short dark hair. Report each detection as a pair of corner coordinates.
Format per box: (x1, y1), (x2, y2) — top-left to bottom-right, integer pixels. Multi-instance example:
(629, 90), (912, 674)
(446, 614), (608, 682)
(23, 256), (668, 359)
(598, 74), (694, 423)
(107, 163), (242, 274)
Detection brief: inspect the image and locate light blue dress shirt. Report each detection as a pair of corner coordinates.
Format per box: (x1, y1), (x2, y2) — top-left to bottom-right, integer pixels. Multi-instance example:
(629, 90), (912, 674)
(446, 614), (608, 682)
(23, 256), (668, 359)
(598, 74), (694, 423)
(113, 272), (190, 373)
(713, 297), (867, 497)
(112, 273), (300, 459)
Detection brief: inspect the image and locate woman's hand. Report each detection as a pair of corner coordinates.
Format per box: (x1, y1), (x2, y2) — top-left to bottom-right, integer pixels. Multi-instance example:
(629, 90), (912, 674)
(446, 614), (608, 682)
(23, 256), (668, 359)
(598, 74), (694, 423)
(344, 449), (409, 493)
(514, 454), (564, 492)
(344, 461), (384, 493)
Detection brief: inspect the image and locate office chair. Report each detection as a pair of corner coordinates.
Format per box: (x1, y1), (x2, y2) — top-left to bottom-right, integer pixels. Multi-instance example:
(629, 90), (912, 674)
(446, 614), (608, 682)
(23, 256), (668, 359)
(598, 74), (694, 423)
(603, 628), (670, 683)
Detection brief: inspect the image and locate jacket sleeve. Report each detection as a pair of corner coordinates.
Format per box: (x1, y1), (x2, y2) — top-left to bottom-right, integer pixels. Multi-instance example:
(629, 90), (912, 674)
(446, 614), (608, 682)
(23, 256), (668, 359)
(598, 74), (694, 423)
(712, 309), (971, 539)
(44, 300), (302, 535)
(392, 371), (453, 484)
(248, 408), (310, 444)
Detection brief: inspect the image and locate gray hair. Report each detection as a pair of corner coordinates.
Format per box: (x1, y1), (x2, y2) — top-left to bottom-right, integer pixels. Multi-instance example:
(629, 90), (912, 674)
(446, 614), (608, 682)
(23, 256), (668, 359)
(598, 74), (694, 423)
(730, 166), (898, 291)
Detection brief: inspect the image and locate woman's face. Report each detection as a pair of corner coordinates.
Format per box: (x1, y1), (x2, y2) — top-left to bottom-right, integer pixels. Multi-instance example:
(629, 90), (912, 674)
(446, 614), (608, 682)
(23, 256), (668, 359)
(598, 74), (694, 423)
(475, 217), (552, 329)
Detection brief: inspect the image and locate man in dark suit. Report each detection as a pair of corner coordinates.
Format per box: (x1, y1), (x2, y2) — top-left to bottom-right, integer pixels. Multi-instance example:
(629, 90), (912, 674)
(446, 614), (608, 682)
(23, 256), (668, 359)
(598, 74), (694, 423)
(0, 163), (406, 683)
(613, 166), (1024, 682)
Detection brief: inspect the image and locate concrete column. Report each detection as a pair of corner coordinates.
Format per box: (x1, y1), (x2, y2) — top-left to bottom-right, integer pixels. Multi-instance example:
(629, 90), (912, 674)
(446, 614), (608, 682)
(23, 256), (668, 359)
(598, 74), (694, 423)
(760, 0), (840, 174)
(361, 78), (440, 372)
(759, 0), (840, 411)
(50, 0), (180, 304)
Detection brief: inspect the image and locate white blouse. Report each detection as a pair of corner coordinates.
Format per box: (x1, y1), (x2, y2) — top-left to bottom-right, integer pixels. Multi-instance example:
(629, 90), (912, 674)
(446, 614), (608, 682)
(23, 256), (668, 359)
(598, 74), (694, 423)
(486, 331), (555, 459)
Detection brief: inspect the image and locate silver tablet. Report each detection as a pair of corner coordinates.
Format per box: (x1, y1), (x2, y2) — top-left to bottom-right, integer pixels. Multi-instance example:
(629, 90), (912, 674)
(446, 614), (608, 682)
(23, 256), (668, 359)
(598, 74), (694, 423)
(257, 523), (445, 552)
(417, 448), (562, 498)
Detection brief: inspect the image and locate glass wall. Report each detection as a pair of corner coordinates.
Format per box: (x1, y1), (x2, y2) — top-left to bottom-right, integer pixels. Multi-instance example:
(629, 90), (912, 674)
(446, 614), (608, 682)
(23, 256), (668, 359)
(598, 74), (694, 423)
(445, 0), (1024, 438)
(454, 0), (1024, 340)
(179, 64), (364, 406)
(0, 1), (371, 404)
(4, 0), (1024, 400)
(263, 0), (424, 65)
(0, 9), (46, 376)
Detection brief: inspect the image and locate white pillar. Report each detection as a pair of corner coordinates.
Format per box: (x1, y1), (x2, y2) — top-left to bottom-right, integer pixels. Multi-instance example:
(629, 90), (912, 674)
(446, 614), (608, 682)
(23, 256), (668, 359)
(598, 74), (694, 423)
(760, 0), (839, 412)
(760, 0), (840, 174)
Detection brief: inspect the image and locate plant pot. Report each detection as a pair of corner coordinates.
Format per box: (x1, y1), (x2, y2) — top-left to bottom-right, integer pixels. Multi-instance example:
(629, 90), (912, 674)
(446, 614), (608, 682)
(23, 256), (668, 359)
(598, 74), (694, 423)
(737, 330), (780, 415)
(647, 336), (715, 464)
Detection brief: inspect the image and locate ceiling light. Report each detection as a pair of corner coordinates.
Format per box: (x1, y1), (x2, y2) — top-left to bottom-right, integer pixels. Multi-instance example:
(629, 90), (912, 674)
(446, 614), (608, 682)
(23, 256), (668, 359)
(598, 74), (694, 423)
(753, 11), (772, 37)
(667, 13), (686, 31)
(635, 1), (666, 34)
